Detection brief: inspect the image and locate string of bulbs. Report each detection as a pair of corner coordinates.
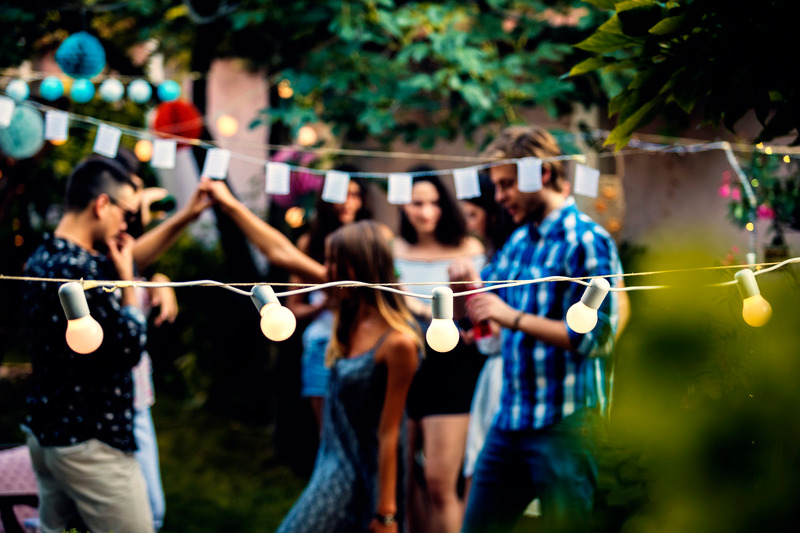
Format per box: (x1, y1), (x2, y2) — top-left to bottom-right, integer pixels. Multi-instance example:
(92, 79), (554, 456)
(10, 256), (795, 356)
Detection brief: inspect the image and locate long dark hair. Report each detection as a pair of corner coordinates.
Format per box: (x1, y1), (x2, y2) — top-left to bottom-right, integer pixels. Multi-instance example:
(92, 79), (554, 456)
(306, 166), (373, 262)
(463, 172), (519, 258)
(399, 172), (467, 247)
(326, 220), (422, 365)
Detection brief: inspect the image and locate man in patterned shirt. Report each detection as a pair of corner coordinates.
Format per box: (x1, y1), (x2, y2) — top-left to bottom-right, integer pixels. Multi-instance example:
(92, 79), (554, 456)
(23, 158), (154, 533)
(450, 125), (624, 532)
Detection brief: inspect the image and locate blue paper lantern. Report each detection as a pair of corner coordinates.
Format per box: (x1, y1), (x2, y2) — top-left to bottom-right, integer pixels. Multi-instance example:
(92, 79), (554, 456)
(5, 79), (30, 102)
(70, 79), (95, 103)
(99, 78), (125, 102)
(0, 104), (45, 160)
(157, 80), (181, 102)
(39, 76), (64, 100)
(128, 79), (152, 104)
(55, 31), (107, 79)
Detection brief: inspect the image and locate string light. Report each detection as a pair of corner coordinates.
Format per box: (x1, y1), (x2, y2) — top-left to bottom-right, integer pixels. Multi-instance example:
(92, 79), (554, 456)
(58, 282), (104, 354)
(426, 287), (460, 353)
(215, 114), (238, 137)
(20, 256), (795, 354)
(134, 139), (153, 162)
(251, 285), (296, 341)
(566, 277), (610, 334)
(735, 268), (772, 327)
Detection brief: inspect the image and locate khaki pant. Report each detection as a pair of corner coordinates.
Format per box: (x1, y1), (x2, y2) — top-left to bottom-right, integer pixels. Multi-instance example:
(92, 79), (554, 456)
(27, 434), (153, 533)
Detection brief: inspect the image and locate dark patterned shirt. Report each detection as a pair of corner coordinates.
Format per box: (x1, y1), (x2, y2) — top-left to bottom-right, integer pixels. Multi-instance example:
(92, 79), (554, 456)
(23, 235), (147, 452)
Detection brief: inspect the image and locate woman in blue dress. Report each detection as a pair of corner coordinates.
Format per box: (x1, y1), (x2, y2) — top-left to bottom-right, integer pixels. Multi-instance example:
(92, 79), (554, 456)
(277, 220), (423, 533)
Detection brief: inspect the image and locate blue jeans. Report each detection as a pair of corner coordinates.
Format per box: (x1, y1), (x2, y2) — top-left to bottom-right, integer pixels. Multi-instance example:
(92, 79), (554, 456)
(462, 409), (599, 533)
(134, 407), (166, 530)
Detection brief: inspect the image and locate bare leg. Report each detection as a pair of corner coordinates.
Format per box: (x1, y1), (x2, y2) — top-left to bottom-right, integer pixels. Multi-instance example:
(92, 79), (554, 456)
(421, 414), (470, 533)
(405, 419), (429, 533)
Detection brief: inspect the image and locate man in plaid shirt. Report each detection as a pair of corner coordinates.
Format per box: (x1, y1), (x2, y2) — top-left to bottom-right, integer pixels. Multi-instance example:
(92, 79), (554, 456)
(450, 125), (624, 532)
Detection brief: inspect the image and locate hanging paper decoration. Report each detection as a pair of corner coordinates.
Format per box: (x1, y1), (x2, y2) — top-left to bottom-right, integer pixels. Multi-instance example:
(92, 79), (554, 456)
(55, 31), (107, 79)
(39, 76), (64, 101)
(517, 157), (543, 192)
(153, 101), (203, 144)
(128, 79), (152, 103)
(44, 111), (69, 142)
(0, 96), (15, 128)
(70, 79), (95, 103)
(5, 79), (30, 102)
(98, 79), (125, 103)
(387, 173), (413, 205)
(157, 80), (181, 102)
(573, 164), (600, 198)
(0, 104), (45, 160)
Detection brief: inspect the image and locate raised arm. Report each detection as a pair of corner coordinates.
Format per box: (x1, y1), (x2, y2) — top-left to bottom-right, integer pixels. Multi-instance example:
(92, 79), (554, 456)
(201, 178), (326, 283)
(133, 184), (213, 270)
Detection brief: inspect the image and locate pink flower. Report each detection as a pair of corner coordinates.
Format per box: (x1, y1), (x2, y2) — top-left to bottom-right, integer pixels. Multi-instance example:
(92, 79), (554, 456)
(731, 188), (741, 201)
(757, 204), (775, 219)
(718, 184), (731, 198)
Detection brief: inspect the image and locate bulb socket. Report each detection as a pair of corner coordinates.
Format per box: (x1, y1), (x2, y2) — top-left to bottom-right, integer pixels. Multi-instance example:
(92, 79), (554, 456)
(251, 285), (279, 312)
(59, 282), (90, 320)
(431, 286), (454, 320)
(580, 277), (610, 310)
(735, 268), (760, 299)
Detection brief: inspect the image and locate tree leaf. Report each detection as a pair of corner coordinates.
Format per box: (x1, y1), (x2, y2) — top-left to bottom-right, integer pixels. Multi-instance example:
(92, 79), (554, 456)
(574, 30), (640, 53)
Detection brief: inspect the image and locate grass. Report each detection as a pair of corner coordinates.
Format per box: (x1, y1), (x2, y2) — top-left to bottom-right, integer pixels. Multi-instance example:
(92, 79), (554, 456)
(152, 395), (308, 533)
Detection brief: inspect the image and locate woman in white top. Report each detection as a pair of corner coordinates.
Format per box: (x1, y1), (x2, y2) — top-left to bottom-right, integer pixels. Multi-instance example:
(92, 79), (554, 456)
(393, 173), (485, 533)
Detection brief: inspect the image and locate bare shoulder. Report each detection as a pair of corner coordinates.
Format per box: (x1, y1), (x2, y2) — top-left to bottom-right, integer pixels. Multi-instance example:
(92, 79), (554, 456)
(461, 235), (486, 256)
(378, 223), (395, 243)
(392, 237), (411, 258)
(376, 329), (419, 368)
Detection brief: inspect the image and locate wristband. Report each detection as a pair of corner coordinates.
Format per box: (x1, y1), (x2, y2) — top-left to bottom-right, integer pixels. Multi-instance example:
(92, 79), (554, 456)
(374, 513), (397, 526)
(511, 310), (525, 331)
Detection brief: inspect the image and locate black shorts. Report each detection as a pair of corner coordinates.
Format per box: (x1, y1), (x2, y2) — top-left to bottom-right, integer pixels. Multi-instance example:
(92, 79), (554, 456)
(406, 338), (486, 421)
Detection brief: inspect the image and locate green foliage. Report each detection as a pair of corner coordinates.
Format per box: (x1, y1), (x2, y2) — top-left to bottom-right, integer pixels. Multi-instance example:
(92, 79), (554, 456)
(726, 152), (800, 246)
(569, 0), (800, 148)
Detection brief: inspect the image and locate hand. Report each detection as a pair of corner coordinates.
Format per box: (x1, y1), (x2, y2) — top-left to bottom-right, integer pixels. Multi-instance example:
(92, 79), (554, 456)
(199, 177), (238, 210)
(140, 187), (170, 227)
(182, 182), (214, 220)
(368, 518), (398, 533)
(465, 291), (517, 328)
(106, 232), (136, 281)
(148, 274), (178, 326)
(448, 257), (480, 284)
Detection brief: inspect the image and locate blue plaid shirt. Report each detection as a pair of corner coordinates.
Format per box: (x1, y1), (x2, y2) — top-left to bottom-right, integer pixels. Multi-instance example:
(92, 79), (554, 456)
(481, 197), (623, 431)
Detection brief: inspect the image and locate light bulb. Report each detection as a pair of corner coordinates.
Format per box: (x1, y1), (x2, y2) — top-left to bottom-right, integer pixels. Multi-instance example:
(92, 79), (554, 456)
(735, 269), (772, 327)
(251, 285), (297, 341)
(216, 114), (238, 137)
(566, 277), (610, 334)
(59, 282), (104, 354)
(297, 125), (317, 146)
(426, 287), (459, 353)
(134, 139), (153, 162)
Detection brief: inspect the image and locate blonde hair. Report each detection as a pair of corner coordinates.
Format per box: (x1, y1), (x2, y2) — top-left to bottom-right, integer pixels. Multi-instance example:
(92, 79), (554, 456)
(482, 125), (566, 191)
(325, 220), (423, 366)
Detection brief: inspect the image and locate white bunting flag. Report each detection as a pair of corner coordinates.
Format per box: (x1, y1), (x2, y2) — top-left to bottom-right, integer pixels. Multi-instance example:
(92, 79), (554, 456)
(517, 157), (543, 192)
(93, 124), (122, 158)
(44, 111), (69, 141)
(0, 96), (15, 128)
(573, 164), (600, 198)
(151, 139), (177, 169)
(202, 148), (231, 179)
(453, 167), (481, 199)
(387, 173), (412, 205)
(266, 162), (291, 195)
(322, 169), (350, 204)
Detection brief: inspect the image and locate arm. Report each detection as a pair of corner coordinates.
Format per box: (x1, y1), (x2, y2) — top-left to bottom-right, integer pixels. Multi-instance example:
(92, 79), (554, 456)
(201, 179), (327, 283)
(465, 292), (574, 351)
(370, 332), (419, 533)
(148, 273), (179, 327)
(285, 234), (327, 320)
(133, 184), (213, 270)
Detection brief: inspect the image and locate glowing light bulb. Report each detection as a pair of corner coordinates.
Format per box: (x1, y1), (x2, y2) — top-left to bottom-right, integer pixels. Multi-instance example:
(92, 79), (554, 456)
(566, 277), (610, 334)
(59, 282), (103, 354)
(134, 139), (153, 162)
(297, 125), (317, 146)
(735, 269), (772, 327)
(251, 286), (296, 341)
(765, 147), (773, 155)
(216, 114), (238, 137)
(426, 287), (460, 353)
